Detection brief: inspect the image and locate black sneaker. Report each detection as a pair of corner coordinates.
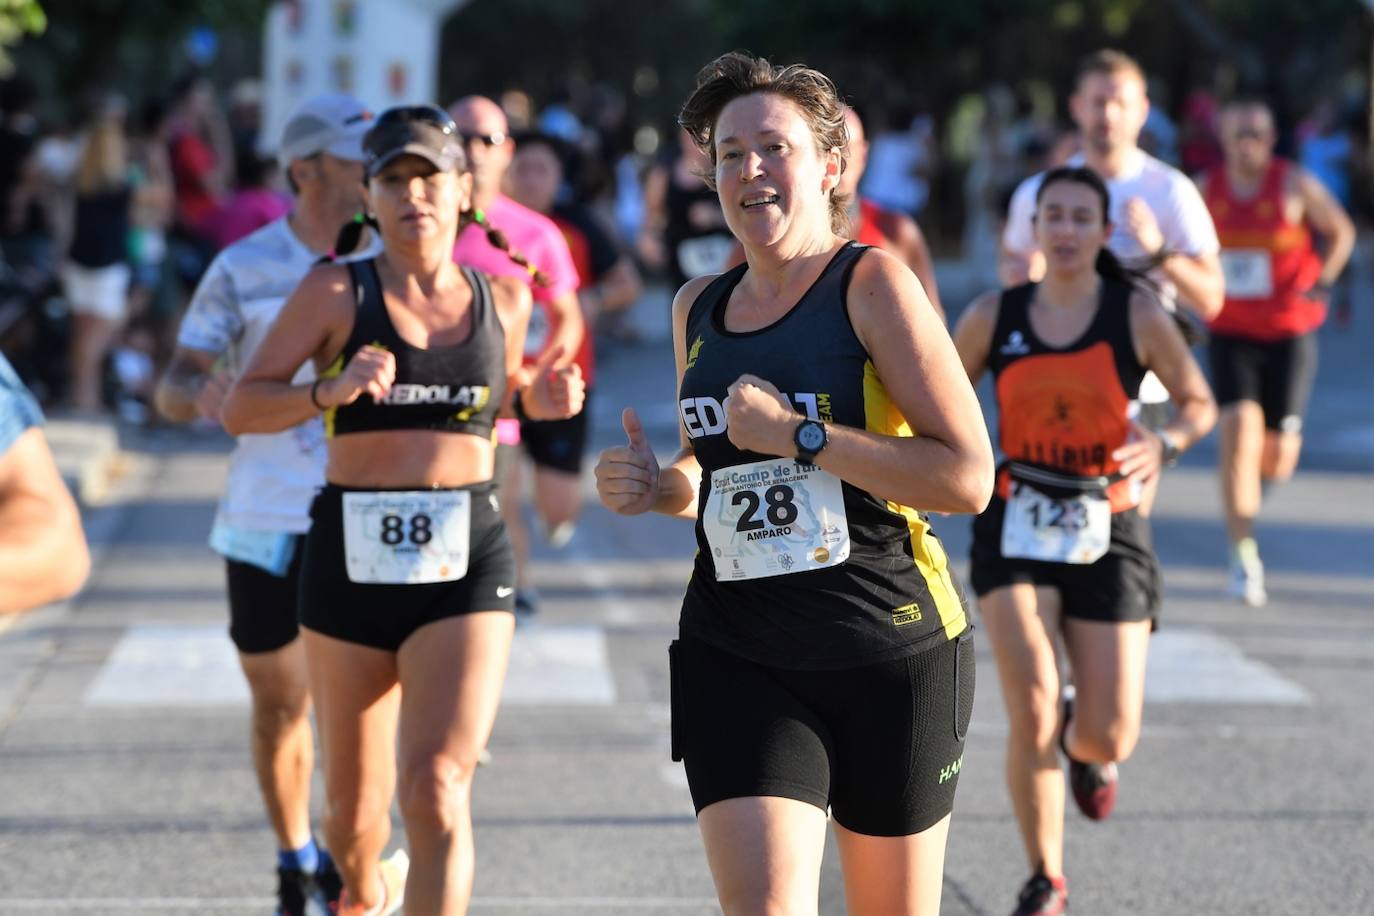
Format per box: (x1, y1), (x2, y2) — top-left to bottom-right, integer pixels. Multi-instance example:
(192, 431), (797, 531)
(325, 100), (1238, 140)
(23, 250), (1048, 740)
(1060, 692), (1118, 821)
(314, 856), (343, 912)
(1011, 870), (1068, 915)
(275, 866), (312, 916)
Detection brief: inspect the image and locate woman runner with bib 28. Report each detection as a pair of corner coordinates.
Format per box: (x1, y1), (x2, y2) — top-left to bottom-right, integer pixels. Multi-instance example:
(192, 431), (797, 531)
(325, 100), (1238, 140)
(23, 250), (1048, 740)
(596, 53), (993, 915)
(952, 166), (1215, 916)
(223, 105), (583, 916)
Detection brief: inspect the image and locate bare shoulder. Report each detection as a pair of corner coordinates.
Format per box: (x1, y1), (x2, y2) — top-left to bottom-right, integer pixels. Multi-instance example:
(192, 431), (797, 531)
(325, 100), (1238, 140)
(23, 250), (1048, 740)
(489, 273), (533, 311)
(671, 274), (720, 323)
(292, 262), (356, 320)
(961, 289), (1003, 326)
(849, 245), (918, 298)
(1127, 287), (1175, 337)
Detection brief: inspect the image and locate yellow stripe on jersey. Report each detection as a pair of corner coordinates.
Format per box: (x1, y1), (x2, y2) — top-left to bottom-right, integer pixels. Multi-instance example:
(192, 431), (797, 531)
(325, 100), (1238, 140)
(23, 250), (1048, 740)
(862, 360), (968, 641)
(320, 354), (345, 439)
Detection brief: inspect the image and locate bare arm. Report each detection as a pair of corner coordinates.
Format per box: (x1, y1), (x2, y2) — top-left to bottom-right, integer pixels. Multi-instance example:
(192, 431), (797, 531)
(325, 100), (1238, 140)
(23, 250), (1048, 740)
(1295, 167), (1356, 286)
(950, 289), (1002, 385)
(155, 347), (223, 423)
(998, 244), (1044, 287)
(587, 256), (643, 315)
(1131, 291), (1217, 452)
(221, 266), (358, 435)
(540, 288), (586, 370)
(894, 215), (945, 323)
(0, 428), (90, 614)
(1157, 249), (1225, 321)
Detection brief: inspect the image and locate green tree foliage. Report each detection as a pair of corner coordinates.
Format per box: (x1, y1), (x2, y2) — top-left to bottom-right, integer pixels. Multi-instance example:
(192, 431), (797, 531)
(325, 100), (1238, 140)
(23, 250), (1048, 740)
(0, 0), (46, 74)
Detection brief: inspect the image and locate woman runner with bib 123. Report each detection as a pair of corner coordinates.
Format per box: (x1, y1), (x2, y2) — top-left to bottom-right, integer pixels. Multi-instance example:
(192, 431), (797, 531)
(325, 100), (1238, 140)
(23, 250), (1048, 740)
(952, 166), (1215, 916)
(223, 105), (583, 916)
(596, 52), (993, 915)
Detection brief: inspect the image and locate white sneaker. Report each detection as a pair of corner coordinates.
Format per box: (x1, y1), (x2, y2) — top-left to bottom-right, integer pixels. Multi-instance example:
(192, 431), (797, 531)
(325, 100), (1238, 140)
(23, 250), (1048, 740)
(1228, 540), (1267, 607)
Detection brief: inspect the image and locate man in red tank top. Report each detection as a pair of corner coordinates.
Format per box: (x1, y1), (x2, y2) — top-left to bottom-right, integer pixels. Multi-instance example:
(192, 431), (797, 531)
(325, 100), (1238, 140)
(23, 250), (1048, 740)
(1202, 97), (1354, 606)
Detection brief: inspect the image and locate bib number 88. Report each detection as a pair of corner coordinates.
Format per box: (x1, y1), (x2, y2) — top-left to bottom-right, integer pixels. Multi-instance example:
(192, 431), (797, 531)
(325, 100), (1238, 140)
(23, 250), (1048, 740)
(733, 484), (798, 532)
(381, 513), (433, 545)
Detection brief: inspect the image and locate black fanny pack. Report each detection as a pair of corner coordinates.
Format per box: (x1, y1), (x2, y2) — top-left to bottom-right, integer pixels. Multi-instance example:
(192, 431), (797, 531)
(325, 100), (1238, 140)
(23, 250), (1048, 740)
(1006, 462), (1112, 500)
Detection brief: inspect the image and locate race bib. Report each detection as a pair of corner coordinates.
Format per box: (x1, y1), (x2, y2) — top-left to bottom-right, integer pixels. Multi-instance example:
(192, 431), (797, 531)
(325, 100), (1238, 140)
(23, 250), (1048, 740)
(524, 304), (550, 356)
(703, 458), (850, 581)
(676, 234), (735, 279)
(1220, 249), (1274, 299)
(208, 519), (297, 577)
(1001, 480), (1110, 565)
(342, 490), (471, 584)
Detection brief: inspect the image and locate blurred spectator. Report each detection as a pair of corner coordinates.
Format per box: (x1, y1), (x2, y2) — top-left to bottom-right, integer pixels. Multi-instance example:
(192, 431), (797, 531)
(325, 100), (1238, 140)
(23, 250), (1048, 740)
(1179, 89), (1223, 176)
(126, 98), (177, 370)
(165, 71), (232, 289)
(509, 131), (643, 342)
(1298, 99), (1356, 210)
(227, 78), (264, 171)
(637, 127), (731, 290)
(861, 105), (937, 219)
(0, 352), (90, 615)
(206, 154), (290, 250)
(62, 94), (136, 412)
(0, 75), (56, 286)
(501, 89), (535, 132)
(1140, 76), (1180, 165)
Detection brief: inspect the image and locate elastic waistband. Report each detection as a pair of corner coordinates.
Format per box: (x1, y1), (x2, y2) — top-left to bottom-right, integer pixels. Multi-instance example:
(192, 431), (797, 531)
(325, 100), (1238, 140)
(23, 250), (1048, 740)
(320, 480), (496, 496)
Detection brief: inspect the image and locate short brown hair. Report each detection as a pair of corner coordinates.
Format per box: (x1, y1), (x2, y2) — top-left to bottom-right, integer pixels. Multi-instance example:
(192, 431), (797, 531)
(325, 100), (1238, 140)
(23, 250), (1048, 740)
(1075, 49), (1146, 90)
(678, 51), (849, 234)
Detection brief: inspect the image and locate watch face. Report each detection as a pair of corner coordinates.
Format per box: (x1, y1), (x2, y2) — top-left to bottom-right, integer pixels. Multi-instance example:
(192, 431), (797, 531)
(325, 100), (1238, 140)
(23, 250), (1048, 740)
(798, 422), (825, 451)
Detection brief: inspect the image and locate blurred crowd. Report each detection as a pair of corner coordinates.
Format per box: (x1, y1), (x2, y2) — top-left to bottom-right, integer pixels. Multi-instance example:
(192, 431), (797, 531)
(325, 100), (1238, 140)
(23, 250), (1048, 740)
(0, 65), (1368, 423)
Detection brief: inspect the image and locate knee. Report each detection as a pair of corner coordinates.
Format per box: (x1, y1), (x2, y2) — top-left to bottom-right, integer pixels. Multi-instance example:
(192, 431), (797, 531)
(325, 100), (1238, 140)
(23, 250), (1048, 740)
(1071, 718), (1139, 764)
(245, 675), (310, 736)
(397, 754), (476, 836)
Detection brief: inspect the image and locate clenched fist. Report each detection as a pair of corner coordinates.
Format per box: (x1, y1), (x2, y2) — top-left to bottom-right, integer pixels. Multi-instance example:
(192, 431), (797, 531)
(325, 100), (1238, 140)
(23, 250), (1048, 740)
(723, 374), (798, 457)
(316, 344), (396, 407)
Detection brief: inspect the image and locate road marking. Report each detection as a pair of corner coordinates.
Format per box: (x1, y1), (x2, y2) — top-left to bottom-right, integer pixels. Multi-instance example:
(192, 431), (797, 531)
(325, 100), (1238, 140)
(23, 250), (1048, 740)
(82, 623), (617, 708)
(502, 625), (617, 705)
(1144, 629), (1310, 705)
(0, 897), (721, 911)
(82, 624), (248, 707)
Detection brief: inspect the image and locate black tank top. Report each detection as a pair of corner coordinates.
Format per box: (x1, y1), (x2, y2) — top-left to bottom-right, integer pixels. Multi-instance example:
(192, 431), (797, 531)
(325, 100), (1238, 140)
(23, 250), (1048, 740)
(323, 259), (506, 439)
(986, 279), (1147, 511)
(677, 241), (968, 670)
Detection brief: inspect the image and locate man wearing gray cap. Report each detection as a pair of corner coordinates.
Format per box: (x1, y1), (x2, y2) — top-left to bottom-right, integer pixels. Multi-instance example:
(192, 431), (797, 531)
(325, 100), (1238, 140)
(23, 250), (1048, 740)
(155, 92), (379, 916)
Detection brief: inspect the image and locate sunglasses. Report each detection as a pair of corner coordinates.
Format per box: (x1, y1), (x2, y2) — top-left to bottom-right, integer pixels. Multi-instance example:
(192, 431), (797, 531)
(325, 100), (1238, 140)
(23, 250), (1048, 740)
(374, 105), (458, 135)
(460, 130), (508, 148)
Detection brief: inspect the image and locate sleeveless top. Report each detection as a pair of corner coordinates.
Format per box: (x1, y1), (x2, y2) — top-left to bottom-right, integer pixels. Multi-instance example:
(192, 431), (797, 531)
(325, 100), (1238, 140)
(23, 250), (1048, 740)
(987, 279), (1147, 512)
(322, 259), (506, 439)
(677, 241), (968, 671)
(1203, 159), (1324, 341)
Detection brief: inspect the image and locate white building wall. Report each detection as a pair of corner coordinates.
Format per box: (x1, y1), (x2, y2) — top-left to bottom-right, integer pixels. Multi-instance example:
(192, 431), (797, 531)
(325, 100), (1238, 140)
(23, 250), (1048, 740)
(260, 0), (468, 157)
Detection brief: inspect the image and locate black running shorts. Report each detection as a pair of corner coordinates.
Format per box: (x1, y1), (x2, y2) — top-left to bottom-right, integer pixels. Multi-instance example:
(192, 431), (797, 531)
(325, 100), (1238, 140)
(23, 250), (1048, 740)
(1209, 331), (1318, 433)
(668, 630), (974, 837)
(970, 496), (1161, 623)
(225, 540), (304, 654)
(519, 389), (592, 475)
(299, 483), (516, 651)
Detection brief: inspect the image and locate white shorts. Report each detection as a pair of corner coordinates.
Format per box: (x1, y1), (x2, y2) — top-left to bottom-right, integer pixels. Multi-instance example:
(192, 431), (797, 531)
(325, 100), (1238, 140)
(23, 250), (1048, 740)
(62, 262), (131, 321)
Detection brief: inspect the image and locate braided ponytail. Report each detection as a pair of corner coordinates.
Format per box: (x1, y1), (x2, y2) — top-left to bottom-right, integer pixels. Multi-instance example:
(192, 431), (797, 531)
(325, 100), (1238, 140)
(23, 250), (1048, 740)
(461, 207), (552, 288)
(316, 211), (378, 265)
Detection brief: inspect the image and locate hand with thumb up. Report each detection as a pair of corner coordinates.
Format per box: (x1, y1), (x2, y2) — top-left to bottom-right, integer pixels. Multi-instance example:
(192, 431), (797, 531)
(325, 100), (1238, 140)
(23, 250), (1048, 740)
(595, 407), (660, 516)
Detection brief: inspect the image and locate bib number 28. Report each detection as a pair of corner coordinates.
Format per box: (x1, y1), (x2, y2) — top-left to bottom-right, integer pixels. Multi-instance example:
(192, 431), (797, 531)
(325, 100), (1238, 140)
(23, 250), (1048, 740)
(733, 485), (797, 531)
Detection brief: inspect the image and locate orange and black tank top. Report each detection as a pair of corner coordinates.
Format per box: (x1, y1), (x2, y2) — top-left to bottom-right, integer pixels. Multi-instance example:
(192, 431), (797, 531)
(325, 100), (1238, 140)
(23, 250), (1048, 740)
(677, 242), (968, 671)
(987, 279), (1146, 512)
(323, 258), (506, 439)
(1203, 159), (1324, 341)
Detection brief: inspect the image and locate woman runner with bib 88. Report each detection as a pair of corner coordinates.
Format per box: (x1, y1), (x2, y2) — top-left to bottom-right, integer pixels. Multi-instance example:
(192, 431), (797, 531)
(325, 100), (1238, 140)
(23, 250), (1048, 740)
(595, 52), (993, 915)
(223, 105), (583, 916)
(952, 166), (1215, 915)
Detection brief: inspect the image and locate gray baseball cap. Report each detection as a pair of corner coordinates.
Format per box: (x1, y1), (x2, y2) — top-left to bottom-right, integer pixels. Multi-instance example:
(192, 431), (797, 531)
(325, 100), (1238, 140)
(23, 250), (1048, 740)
(277, 93), (373, 166)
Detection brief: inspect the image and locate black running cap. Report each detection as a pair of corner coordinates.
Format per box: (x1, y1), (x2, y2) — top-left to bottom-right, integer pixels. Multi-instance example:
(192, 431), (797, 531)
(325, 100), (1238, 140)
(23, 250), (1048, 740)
(364, 108), (466, 178)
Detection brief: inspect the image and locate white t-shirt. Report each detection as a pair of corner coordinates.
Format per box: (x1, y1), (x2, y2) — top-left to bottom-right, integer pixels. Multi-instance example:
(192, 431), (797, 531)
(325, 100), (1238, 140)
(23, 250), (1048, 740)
(177, 217), (381, 532)
(1002, 149), (1219, 403)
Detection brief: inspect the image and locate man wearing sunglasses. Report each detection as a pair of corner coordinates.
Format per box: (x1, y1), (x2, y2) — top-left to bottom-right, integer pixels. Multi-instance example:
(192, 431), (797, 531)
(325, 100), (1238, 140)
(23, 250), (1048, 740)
(1200, 97), (1355, 607)
(448, 95), (586, 621)
(155, 92), (380, 916)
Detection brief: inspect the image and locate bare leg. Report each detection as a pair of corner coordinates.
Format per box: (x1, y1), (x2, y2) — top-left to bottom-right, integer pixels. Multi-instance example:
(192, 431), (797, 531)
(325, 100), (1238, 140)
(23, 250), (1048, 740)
(238, 639), (315, 851)
(697, 796), (828, 916)
(1219, 402), (1265, 545)
(1060, 619), (1152, 765)
(833, 813), (952, 916)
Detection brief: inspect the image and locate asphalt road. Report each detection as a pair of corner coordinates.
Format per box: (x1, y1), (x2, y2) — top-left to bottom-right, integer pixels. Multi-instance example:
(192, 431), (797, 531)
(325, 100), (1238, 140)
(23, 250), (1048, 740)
(1, 276), (1371, 915)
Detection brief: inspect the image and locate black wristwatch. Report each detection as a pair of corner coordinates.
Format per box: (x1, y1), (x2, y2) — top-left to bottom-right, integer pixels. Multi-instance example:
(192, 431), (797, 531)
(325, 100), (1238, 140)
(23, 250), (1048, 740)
(794, 419), (828, 465)
(1154, 427), (1180, 468)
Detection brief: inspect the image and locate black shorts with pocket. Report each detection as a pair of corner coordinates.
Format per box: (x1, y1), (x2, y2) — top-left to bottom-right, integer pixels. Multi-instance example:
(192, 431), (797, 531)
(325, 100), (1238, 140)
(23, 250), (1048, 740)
(298, 482), (516, 651)
(970, 493), (1161, 624)
(519, 389), (592, 475)
(668, 629), (974, 837)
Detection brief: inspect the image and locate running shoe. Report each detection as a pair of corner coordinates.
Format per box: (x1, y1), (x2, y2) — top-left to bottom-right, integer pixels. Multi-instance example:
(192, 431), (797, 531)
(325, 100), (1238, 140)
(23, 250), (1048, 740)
(313, 856), (343, 913)
(333, 849), (409, 915)
(1060, 692), (1118, 821)
(1228, 538), (1267, 607)
(275, 866), (312, 916)
(544, 519), (576, 549)
(1011, 871), (1068, 915)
